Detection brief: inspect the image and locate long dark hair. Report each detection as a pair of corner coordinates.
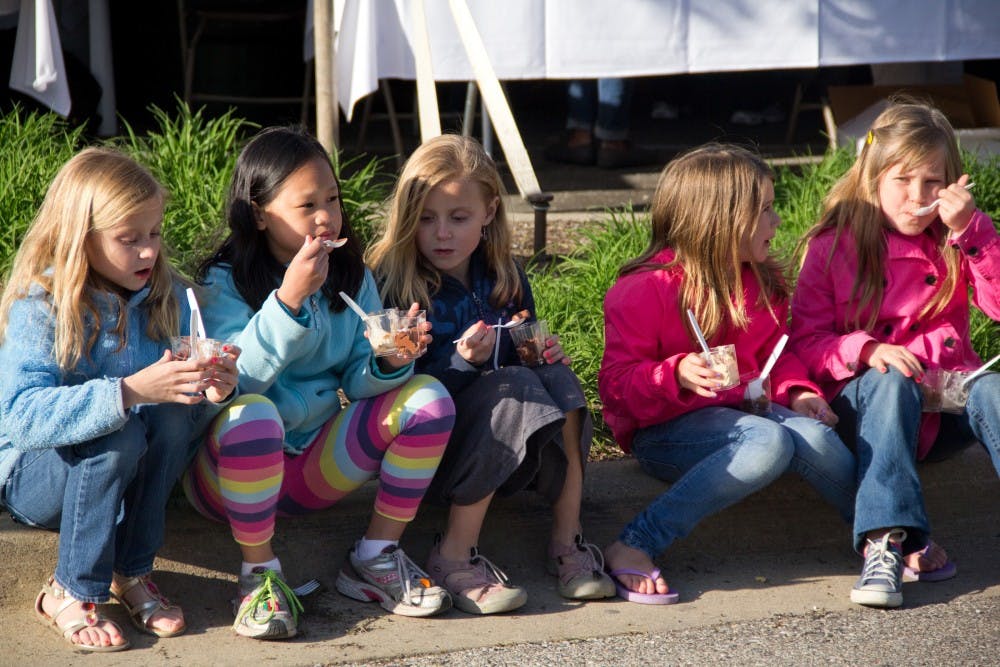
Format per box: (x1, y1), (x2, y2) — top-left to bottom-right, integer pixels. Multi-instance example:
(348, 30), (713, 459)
(197, 126), (364, 312)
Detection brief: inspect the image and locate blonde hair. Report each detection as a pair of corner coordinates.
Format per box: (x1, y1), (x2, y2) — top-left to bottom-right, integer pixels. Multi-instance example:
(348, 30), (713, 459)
(368, 134), (522, 311)
(0, 147), (179, 371)
(801, 100), (963, 329)
(620, 143), (783, 341)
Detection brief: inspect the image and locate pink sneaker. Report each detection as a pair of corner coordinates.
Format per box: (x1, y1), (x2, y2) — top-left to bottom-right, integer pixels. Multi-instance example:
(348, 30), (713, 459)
(425, 542), (527, 615)
(547, 534), (616, 600)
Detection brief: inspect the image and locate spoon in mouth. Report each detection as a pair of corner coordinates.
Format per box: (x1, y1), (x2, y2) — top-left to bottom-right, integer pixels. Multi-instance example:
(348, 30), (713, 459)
(913, 182), (975, 217)
(322, 238), (349, 249)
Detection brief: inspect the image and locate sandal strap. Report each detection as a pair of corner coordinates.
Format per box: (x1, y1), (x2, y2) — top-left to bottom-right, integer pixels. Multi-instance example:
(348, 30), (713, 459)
(40, 580), (108, 639)
(111, 575), (176, 629)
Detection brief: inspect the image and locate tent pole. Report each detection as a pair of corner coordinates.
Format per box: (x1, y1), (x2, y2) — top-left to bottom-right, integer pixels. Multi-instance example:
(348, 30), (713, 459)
(313, 0), (338, 156)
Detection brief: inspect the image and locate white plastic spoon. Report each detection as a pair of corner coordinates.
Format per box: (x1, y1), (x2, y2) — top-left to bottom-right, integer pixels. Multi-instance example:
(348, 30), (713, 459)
(452, 319), (524, 344)
(962, 351), (1000, 389)
(185, 287), (206, 360)
(338, 291), (369, 320)
(745, 334), (788, 400)
(322, 238), (348, 249)
(913, 182), (975, 217)
(686, 309), (712, 362)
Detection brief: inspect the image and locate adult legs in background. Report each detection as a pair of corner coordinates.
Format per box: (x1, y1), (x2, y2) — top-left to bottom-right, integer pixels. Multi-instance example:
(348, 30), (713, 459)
(546, 78), (655, 168)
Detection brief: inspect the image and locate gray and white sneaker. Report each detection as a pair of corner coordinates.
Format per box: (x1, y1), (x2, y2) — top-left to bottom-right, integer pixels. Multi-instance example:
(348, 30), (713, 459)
(336, 543), (451, 617)
(233, 568), (303, 640)
(850, 529), (906, 608)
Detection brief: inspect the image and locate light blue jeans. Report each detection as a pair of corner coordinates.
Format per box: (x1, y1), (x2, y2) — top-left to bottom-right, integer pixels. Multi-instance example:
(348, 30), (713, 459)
(620, 404), (856, 559)
(566, 77), (633, 141)
(1, 403), (210, 603)
(833, 368), (1000, 552)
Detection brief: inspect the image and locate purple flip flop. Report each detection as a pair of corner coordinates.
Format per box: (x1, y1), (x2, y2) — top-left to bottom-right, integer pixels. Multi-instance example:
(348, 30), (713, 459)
(901, 543), (958, 583)
(607, 568), (679, 605)
(902, 560), (957, 582)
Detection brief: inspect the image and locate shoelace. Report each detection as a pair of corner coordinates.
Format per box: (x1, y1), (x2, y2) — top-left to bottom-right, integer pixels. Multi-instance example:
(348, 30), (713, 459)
(235, 569), (304, 626)
(860, 540), (902, 583)
(573, 536), (606, 572)
(469, 549), (513, 587)
(387, 549), (435, 603)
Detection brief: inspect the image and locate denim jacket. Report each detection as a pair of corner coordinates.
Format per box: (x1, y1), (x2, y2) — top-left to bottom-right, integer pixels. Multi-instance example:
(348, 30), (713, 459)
(409, 249), (536, 396)
(0, 282), (209, 487)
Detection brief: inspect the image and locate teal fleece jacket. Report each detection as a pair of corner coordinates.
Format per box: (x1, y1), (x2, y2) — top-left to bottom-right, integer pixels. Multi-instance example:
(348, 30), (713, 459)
(201, 265), (412, 454)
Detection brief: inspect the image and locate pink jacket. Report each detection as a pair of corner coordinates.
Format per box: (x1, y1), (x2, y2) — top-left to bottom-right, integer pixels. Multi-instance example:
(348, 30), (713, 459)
(599, 247), (822, 453)
(790, 211), (1000, 458)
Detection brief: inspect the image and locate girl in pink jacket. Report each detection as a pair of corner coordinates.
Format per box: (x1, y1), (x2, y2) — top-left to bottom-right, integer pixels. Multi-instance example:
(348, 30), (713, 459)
(599, 144), (855, 604)
(791, 101), (1000, 610)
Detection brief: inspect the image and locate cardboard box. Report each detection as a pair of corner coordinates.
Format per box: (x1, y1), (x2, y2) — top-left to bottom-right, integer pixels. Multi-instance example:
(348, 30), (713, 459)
(825, 74), (1000, 154)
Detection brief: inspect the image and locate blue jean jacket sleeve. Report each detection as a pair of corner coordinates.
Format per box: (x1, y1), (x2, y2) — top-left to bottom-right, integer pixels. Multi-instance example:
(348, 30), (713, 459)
(0, 296), (127, 451)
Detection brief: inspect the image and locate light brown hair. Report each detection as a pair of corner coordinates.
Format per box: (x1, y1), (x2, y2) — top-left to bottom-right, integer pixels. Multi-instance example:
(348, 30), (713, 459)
(800, 100), (963, 329)
(620, 143), (783, 341)
(0, 147), (178, 371)
(368, 134), (522, 311)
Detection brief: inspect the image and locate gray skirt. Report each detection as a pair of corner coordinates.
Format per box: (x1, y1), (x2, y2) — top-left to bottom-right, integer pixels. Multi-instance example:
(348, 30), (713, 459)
(424, 362), (592, 507)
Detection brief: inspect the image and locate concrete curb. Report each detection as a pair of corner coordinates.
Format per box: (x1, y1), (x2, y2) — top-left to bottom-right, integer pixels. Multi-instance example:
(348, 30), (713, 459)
(2, 446), (998, 665)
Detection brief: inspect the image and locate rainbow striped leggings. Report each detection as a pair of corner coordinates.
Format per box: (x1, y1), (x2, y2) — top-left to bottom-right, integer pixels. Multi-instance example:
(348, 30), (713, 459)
(182, 374), (455, 546)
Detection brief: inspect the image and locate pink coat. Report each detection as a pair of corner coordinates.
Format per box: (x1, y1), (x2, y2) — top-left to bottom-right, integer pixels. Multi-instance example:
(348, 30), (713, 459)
(790, 210), (1000, 458)
(599, 248), (822, 453)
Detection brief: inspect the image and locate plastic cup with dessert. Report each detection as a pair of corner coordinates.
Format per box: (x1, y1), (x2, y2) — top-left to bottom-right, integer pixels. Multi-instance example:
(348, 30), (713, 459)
(170, 335), (228, 361)
(705, 343), (740, 390)
(394, 309), (427, 359)
(363, 309), (401, 357)
(509, 319), (550, 367)
(920, 368), (972, 414)
(742, 374), (772, 415)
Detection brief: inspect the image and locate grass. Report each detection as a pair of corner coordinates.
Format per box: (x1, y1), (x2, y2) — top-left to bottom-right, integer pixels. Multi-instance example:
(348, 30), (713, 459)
(0, 106), (997, 458)
(0, 110), (84, 278)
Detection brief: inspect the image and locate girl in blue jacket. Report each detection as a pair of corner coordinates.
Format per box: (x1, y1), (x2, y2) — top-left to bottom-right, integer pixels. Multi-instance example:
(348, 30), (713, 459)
(0, 148), (237, 652)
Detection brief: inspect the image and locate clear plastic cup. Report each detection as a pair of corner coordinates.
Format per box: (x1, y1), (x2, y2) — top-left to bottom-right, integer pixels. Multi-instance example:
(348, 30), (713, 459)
(705, 343), (739, 390)
(742, 375), (772, 415)
(394, 310), (427, 359)
(364, 309), (401, 357)
(170, 335), (227, 361)
(921, 368), (972, 414)
(508, 319), (550, 367)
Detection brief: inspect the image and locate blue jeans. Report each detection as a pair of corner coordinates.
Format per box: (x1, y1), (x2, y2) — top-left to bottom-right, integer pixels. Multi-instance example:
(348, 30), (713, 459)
(832, 367), (929, 552)
(835, 368), (1000, 552)
(566, 78), (632, 141)
(620, 404), (856, 559)
(1, 403), (209, 603)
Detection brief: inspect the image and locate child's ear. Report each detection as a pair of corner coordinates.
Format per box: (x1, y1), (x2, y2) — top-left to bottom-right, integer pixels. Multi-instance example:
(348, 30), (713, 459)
(485, 196), (499, 224)
(251, 203), (265, 230)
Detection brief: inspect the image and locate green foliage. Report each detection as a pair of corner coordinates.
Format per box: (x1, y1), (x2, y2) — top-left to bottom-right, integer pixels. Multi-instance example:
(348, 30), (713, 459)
(530, 208), (649, 454)
(338, 153), (393, 249)
(0, 109), (84, 279)
(770, 149), (855, 262)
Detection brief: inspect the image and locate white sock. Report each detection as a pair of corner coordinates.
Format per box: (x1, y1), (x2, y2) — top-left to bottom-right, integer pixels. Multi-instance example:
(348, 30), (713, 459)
(355, 538), (397, 561)
(241, 557), (282, 576)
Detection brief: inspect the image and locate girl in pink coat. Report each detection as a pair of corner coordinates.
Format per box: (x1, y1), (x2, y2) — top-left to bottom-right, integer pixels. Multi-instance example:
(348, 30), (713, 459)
(599, 144), (855, 604)
(791, 101), (1000, 609)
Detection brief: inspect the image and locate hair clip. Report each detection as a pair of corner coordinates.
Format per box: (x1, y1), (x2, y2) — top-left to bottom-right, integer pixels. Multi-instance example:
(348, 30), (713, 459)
(866, 131), (874, 145)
